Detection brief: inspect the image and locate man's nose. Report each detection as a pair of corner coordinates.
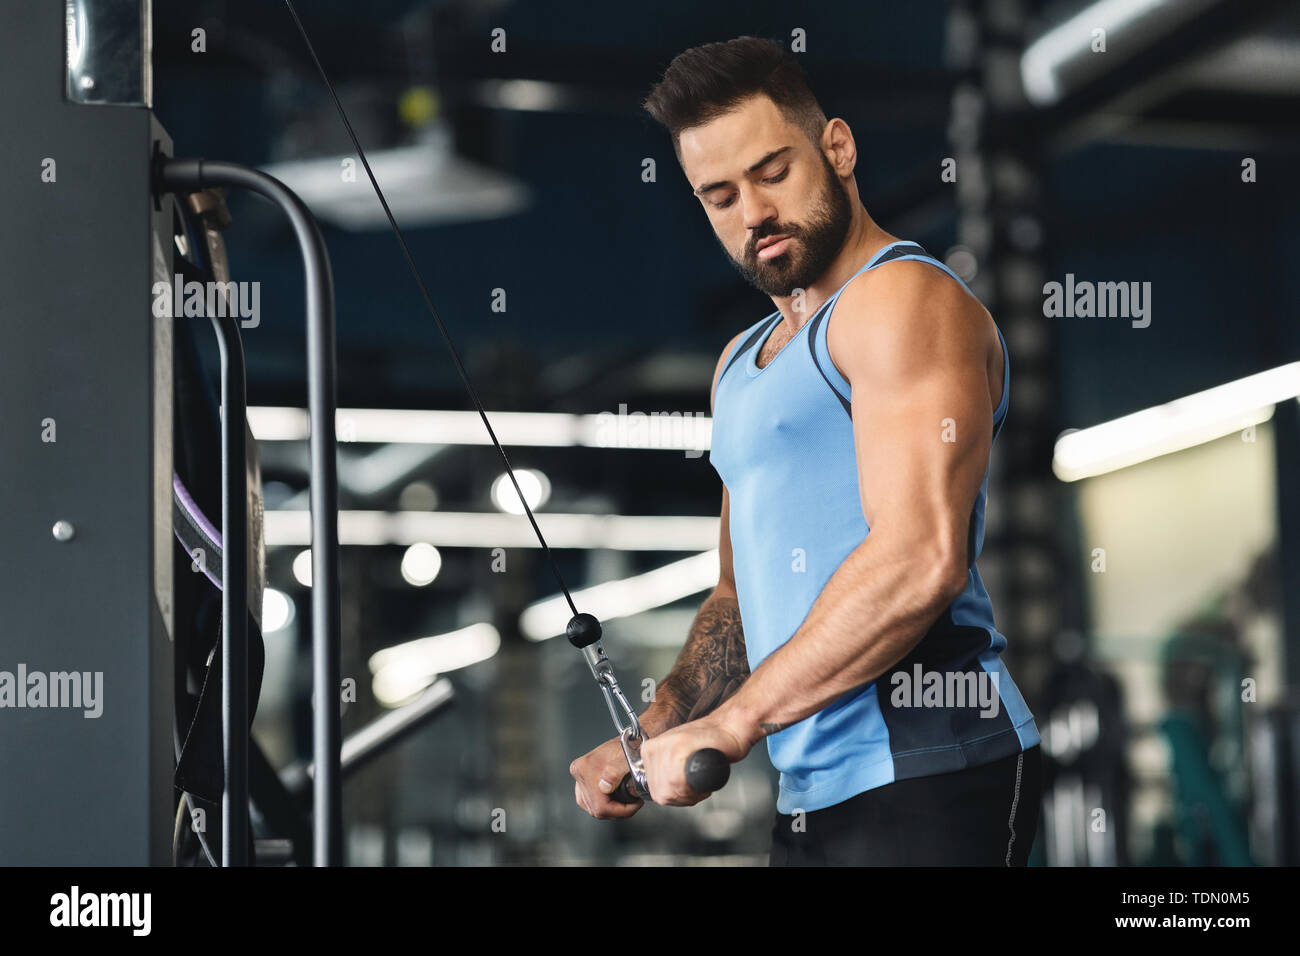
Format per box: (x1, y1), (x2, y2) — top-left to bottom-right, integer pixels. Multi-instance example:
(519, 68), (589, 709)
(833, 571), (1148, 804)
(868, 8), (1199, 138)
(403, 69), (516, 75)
(737, 182), (777, 233)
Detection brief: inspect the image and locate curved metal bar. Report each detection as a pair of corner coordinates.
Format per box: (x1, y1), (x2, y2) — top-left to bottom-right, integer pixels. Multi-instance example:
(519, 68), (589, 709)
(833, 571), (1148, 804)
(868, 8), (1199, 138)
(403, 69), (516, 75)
(156, 157), (342, 867)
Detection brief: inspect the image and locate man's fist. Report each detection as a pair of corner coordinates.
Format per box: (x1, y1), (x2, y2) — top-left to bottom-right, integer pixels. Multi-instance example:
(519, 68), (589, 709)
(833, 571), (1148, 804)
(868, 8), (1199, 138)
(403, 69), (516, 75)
(570, 736), (641, 820)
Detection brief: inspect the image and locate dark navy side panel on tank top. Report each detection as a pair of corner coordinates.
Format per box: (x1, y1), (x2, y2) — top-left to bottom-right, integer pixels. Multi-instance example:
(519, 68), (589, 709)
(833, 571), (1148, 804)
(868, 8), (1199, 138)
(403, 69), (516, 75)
(708, 240), (1039, 813)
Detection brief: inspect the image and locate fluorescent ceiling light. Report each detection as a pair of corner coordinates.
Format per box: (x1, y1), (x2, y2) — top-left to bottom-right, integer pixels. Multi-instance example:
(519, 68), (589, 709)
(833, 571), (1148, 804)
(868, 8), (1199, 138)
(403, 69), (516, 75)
(477, 79), (567, 112)
(520, 550), (720, 641)
(262, 587), (294, 632)
(1053, 362), (1300, 481)
(264, 510), (719, 551)
(490, 469), (550, 515)
(260, 122), (530, 230)
(369, 622), (500, 707)
(292, 548), (314, 587)
(1021, 0), (1210, 106)
(400, 543), (442, 587)
(247, 406), (712, 451)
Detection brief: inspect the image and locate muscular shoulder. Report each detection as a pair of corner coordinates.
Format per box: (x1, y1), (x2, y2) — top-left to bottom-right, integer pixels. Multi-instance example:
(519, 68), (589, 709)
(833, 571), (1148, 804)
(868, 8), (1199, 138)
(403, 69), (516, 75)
(826, 259), (990, 387)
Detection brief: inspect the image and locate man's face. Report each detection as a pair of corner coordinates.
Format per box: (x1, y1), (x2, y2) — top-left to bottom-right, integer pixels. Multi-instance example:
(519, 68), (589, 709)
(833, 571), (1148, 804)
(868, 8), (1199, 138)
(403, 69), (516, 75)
(680, 94), (853, 298)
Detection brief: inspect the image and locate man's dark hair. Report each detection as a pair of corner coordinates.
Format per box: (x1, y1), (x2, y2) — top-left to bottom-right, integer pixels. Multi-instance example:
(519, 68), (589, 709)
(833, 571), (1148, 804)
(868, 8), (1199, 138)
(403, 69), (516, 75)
(643, 36), (828, 159)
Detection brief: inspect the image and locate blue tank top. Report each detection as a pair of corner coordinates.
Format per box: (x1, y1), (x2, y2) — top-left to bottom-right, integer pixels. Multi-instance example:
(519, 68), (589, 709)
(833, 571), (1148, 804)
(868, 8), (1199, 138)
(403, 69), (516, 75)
(709, 240), (1040, 813)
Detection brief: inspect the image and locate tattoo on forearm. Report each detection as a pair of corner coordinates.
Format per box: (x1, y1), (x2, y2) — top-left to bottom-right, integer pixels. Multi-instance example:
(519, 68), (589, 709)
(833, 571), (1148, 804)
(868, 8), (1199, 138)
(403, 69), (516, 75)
(658, 594), (748, 724)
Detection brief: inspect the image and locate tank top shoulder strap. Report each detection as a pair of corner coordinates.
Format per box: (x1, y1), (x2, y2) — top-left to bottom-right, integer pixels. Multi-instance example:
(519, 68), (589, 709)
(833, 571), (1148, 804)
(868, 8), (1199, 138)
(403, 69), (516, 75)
(813, 239), (940, 326)
(717, 310), (781, 392)
(804, 240), (926, 412)
(857, 239), (929, 276)
(808, 240), (1010, 439)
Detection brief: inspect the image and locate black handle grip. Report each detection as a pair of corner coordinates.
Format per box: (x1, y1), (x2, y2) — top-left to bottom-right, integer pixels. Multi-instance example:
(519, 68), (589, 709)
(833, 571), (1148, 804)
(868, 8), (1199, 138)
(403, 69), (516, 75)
(685, 748), (731, 793)
(607, 748), (731, 805)
(610, 773), (643, 805)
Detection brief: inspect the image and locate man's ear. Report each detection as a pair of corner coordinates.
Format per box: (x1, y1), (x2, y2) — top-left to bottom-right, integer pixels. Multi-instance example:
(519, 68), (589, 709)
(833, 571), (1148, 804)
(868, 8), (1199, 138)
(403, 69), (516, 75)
(823, 118), (857, 176)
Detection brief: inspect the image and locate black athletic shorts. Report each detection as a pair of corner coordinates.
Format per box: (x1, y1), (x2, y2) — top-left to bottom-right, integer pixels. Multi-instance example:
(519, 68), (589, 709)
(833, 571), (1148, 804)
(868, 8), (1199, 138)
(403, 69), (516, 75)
(768, 745), (1042, 866)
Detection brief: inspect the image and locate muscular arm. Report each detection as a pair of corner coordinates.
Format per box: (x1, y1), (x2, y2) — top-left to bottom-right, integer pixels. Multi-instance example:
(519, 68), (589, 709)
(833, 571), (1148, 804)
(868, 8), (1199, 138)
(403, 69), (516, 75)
(645, 591), (747, 733)
(641, 499), (747, 735)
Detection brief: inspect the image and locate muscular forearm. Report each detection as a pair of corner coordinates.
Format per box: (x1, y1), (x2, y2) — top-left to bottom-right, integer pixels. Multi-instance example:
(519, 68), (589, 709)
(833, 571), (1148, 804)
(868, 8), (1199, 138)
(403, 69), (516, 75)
(639, 588), (748, 736)
(714, 533), (960, 748)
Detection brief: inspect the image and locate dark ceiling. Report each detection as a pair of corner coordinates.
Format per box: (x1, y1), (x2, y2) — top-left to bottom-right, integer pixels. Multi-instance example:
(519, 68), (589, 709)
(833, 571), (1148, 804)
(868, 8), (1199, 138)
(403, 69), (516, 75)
(151, 0), (1300, 431)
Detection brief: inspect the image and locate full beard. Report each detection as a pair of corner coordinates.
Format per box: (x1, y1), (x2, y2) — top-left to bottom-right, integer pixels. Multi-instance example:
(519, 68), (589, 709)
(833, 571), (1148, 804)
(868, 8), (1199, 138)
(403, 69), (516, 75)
(722, 155), (854, 298)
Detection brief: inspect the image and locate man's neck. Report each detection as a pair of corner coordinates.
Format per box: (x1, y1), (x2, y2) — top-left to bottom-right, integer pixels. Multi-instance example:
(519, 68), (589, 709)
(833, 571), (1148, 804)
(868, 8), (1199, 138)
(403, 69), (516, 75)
(771, 213), (898, 329)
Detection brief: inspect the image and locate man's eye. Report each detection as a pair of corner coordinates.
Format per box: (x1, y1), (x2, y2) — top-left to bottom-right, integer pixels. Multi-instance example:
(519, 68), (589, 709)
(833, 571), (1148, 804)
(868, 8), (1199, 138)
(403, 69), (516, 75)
(711, 169), (787, 208)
